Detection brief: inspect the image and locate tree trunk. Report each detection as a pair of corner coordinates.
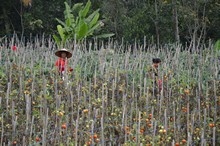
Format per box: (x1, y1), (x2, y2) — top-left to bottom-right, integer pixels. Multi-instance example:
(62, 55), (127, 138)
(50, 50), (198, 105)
(173, 0), (180, 43)
(155, 22), (160, 47)
(154, 0), (160, 47)
(20, 0), (24, 39)
(197, 1), (207, 50)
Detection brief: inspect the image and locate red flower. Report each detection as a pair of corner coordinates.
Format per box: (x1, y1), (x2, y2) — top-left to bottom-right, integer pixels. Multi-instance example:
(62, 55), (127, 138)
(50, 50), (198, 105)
(12, 46), (17, 51)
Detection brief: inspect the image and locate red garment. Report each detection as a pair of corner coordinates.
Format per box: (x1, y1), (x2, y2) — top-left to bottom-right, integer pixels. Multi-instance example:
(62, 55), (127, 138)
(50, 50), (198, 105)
(55, 58), (73, 72)
(158, 79), (162, 91)
(55, 58), (68, 72)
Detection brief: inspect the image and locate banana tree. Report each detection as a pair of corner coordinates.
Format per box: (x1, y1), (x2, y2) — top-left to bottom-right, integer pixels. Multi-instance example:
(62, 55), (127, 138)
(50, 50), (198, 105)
(53, 0), (114, 48)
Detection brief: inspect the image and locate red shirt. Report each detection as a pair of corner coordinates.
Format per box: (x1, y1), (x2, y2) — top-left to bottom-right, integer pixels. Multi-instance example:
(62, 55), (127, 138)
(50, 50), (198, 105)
(55, 58), (68, 72)
(158, 79), (162, 91)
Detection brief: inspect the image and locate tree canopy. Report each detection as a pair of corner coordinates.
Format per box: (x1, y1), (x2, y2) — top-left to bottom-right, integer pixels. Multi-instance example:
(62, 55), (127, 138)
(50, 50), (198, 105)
(0, 0), (220, 45)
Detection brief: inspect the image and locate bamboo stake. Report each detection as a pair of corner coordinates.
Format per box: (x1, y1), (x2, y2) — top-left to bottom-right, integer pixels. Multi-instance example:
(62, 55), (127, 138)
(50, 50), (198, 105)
(29, 116), (34, 143)
(164, 109), (167, 131)
(173, 102), (176, 138)
(6, 83), (10, 115)
(190, 111), (195, 135)
(75, 85), (81, 146)
(187, 95), (190, 137)
(187, 132), (191, 146)
(22, 136), (26, 146)
(122, 94), (126, 128)
(124, 101), (128, 143)
(152, 121), (157, 146)
(101, 84), (105, 146)
(172, 140), (175, 146)
(201, 129), (204, 146)
(213, 80), (217, 123)
(25, 94), (31, 135)
(137, 111), (141, 145)
(213, 127), (216, 146)
(1, 114), (3, 146)
(11, 100), (16, 140)
(203, 108), (207, 139)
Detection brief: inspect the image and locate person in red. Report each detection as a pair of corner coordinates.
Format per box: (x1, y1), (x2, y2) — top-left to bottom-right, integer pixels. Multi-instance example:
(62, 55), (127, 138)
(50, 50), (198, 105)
(55, 48), (73, 78)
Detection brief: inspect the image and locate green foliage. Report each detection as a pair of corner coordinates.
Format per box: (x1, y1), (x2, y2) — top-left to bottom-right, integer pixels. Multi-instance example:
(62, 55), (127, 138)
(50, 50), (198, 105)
(214, 39), (220, 52)
(53, 0), (114, 48)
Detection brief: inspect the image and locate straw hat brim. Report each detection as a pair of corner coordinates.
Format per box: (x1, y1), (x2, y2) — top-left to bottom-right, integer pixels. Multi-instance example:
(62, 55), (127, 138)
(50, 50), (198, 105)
(55, 50), (72, 58)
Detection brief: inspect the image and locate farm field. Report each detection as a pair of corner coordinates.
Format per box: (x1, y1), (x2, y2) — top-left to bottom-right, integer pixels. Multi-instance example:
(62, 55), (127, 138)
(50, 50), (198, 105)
(0, 38), (219, 146)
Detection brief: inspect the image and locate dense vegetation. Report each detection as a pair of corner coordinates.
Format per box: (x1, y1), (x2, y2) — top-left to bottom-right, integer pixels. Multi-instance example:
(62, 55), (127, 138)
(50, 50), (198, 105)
(0, 0), (220, 145)
(0, 37), (219, 145)
(1, 0), (220, 44)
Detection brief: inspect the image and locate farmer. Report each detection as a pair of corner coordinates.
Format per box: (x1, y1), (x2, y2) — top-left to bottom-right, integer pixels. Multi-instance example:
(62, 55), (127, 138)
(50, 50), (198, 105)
(146, 58), (162, 96)
(55, 48), (73, 79)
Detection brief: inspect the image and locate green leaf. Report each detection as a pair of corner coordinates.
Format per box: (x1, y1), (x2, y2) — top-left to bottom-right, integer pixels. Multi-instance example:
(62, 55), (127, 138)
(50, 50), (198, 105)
(57, 25), (65, 41)
(86, 9), (99, 23)
(33, 109), (40, 116)
(53, 34), (61, 46)
(88, 12), (100, 28)
(65, 18), (71, 27)
(0, 70), (6, 78)
(214, 39), (220, 52)
(75, 17), (79, 26)
(56, 18), (66, 27)
(76, 20), (88, 39)
(72, 3), (83, 11)
(79, 0), (91, 18)
(64, 25), (72, 32)
(64, 2), (73, 20)
(87, 22), (101, 35)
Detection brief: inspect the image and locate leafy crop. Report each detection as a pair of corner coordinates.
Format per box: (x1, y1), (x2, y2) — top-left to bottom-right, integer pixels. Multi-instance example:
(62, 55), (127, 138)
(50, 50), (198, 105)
(53, 0), (114, 48)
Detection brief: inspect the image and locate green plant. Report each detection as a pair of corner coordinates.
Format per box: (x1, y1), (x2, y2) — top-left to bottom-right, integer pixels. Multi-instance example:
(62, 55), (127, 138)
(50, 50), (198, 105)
(53, 0), (114, 48)
(214, 39), (220, 53)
